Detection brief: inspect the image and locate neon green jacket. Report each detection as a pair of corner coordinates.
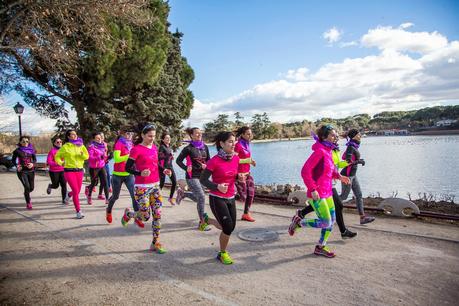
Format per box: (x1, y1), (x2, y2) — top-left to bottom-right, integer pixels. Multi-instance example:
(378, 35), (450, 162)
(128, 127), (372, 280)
(55, 142), (89, 169)
(332, 149), (348, 185)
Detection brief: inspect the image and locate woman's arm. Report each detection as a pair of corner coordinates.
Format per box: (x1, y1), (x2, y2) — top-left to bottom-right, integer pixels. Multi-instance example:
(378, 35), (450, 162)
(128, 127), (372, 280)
(125, 158), (141, 176)
(199, 169), (218, 191)
(175, 147), (188, 171)
(301, 151), (323, 191)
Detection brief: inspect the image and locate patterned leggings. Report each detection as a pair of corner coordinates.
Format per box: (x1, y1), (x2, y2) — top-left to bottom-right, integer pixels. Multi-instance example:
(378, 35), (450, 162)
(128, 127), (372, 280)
(300, 196), (335, 246)
(128, 186), (163, 241)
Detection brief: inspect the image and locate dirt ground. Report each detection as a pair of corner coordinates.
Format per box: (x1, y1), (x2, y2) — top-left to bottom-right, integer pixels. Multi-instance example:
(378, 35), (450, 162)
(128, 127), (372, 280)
(0, 172), (458, 306)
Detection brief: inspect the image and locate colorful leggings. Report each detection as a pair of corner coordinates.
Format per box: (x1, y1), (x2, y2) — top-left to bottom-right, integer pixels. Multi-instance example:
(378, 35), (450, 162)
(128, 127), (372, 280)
(64, 171), (83, 213)
(299, 196), (335, 246)
(128, 186), (163, 241)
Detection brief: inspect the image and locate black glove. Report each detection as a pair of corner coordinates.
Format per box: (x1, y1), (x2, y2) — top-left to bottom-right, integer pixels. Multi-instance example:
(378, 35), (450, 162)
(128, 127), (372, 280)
(357, 159), (365, 166)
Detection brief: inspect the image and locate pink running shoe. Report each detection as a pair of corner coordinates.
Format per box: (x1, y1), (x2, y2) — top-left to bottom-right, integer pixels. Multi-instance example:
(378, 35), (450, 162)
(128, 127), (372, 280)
(314, 245), (336, 258)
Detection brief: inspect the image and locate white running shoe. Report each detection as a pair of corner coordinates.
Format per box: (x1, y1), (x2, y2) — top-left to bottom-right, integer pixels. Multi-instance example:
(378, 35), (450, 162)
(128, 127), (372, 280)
(76, 211), (85, 219)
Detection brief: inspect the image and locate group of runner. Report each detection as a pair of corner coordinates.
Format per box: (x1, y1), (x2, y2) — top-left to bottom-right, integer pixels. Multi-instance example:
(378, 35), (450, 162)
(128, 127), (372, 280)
(11, 123), (374, 263)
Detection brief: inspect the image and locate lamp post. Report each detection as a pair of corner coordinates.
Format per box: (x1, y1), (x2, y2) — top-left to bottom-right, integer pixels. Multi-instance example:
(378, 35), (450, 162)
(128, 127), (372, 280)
(13, 102), (24, 138)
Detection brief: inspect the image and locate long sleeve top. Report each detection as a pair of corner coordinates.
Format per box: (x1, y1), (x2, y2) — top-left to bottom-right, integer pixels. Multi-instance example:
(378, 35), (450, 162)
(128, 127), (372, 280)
(301, 142), (340, 199)
(47, 147), (64, 172)
(12, 148), (36, 172)
(176, 144), (210, 179)
(55, 142), (89, 169)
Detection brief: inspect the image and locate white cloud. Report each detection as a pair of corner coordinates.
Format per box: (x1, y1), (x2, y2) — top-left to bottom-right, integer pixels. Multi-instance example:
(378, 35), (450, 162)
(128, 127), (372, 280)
(323, 27), (342, 44)
(284, 67), (309, 81)
(340, 41), (358, 48)
(190, 25), (459, 124)
(361, 24), (448, 54)
(399, 22), (414, 29)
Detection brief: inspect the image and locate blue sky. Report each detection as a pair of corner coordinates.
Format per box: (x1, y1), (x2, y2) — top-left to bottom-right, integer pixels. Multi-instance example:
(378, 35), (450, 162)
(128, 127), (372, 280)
(1, 0), (458, 133)
(168, 0), (459, 101)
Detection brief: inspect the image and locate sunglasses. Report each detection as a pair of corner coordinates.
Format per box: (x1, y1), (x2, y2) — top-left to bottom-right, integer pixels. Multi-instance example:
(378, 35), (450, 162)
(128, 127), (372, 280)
(55, 140), (62, 143)
(21, 140), (29, 143)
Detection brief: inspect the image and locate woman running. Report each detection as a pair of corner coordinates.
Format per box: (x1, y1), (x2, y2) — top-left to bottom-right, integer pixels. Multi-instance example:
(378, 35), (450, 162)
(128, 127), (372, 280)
(158, 133), (177, 205)
(55, 129), (89, 219)
(288, 125), (350, 258)
(340, 128), (375, 225)
(200, 131), (240, 265)
(121, 124), (166, 254)
(175, 127), (211, 231)
(106, 126), (143, 227)
(289, 135), (357, 239)
(234, 126), (256, 222)
(86, 132), (110, 205)
(98, 132), (113, 198)
(12, 136), (36, 210)
(46, 137), (69, 205)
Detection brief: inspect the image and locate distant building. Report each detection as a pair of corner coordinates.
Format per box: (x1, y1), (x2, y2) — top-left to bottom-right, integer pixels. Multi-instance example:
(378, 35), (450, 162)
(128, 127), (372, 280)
(436, 119), (457, 127)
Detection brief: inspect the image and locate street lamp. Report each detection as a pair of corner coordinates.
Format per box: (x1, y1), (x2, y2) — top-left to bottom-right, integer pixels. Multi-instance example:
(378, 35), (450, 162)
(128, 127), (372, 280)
(13, 102), (24, 138)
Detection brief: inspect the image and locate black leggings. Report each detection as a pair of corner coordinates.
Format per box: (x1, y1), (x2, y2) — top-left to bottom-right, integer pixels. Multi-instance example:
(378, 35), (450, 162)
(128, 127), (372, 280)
(48, 171), (67, 202)
(209, 195), (237, 236)
(88, 168), (109, 199)
(159, 168), (177, 199)
(17, 171), (35, 203)
(299, 188), (346, 233)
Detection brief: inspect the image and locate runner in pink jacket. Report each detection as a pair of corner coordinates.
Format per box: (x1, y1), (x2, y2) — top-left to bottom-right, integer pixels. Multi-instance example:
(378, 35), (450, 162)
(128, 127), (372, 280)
(301, 142), (341, 199)
(289, 125), (350, 258)
(85, 132), (109, 204)
(46, 137), (68, 204)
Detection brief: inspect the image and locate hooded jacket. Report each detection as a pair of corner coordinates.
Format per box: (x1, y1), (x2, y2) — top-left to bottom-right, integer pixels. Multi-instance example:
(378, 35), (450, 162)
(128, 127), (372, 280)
(301, 142), (340, 199)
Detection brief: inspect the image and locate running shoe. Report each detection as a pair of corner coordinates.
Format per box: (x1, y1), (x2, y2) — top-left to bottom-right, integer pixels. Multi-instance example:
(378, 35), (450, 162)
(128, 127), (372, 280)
(175, 187), (185, 205)
(198, 220), (211, 232)
(46, 184), (52, 195)
(314, 245), (335, 258)
(121, 208), (131, 227)
(217, 251), (233, 265)
(87, 196), (92, 205)
(106, 212), (112, 223)
(98, 194), (105, 200)
(241, 213), (255, 222)
(64, 193), (70, 205)
(76, 211), (85, 219)
(360, 216), (375, 225)
(84, 186), (89, 197)
(168, 197), (176, 206)
(288, 210), (302, 236)
(150, 241), (167, 254)
(134, 218), (145, 228)
(26, 202), (32, 210)
(341, 229), (357, 239)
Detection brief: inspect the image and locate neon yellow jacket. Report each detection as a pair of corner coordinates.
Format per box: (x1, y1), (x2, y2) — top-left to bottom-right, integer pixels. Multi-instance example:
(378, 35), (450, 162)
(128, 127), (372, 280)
(332, 149), (348, 169)
(332, 149), (348, 185)
(55, 142), (89, 169)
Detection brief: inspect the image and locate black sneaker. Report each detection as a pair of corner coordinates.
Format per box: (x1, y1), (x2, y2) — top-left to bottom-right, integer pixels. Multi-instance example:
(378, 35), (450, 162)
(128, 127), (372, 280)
(341, 229), (357, 239)
(46, 184), (52, 195)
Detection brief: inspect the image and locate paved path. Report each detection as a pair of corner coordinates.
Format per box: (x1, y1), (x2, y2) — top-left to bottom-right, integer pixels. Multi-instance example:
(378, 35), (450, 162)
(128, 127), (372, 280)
(0, 172), (458, 305)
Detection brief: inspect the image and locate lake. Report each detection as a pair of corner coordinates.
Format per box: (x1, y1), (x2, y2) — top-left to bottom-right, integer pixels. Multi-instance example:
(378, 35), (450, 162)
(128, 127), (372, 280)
(36, 135), (459, 201)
